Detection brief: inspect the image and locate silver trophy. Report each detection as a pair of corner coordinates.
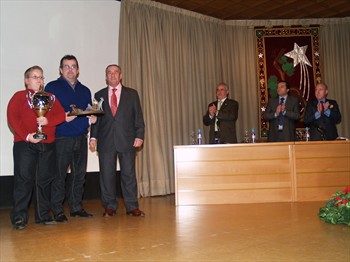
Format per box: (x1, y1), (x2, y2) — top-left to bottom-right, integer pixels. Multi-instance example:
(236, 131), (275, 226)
(26, 87), (55, 140)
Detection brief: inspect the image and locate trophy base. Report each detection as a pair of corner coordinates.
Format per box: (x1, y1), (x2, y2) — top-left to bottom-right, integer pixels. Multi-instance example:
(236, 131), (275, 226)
(33, 133), (47, 140)
(68, 110), (105, 116)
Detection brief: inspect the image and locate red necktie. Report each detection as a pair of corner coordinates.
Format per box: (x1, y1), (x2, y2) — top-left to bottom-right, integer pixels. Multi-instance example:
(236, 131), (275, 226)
(111, 88), (117, 116)
(320, 101), (324, 114)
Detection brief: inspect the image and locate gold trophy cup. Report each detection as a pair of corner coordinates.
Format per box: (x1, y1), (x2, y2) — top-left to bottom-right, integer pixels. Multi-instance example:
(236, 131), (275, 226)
(26, 86), (55, 140)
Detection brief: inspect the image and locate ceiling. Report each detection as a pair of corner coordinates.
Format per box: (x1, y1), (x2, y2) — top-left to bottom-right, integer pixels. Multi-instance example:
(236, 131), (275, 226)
(151, 0), (350, 20)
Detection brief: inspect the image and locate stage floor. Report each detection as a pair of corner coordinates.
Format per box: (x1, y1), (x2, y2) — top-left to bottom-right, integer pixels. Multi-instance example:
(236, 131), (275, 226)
(0, 195), (349, 261)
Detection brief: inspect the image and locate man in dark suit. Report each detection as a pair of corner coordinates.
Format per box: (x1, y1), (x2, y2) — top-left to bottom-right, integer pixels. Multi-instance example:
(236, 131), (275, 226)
(304, 83), (341, 140)
(89, 64), (145, 217)
(203, 83), (239, 144)
(263, 80), (300, 142)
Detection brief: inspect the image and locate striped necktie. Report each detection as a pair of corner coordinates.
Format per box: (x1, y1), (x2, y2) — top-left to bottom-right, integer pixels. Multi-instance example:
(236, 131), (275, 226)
(215, 100), (222, 131)
(278, 97), (284, 130)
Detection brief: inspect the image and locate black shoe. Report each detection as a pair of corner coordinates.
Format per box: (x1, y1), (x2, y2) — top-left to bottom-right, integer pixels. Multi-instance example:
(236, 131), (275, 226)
(14, 219), (25, 230)
(36, 217), (57, 225)
(54, 212), (68, 222)
(70, 209), (93, 218)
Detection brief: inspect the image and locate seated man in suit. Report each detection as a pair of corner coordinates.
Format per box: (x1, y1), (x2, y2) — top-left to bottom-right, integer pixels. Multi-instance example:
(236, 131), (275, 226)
(304, 83), (341, 140)
(203, 82), (239, 144)
(263, 80), (300, 142)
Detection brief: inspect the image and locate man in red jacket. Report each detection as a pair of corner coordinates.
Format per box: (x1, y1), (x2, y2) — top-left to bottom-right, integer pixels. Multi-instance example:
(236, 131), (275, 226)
(7, 65), (65, 230)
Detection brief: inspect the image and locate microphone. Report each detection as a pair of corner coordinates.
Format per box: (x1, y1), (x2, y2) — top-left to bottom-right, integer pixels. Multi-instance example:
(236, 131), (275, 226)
(214, 119), (221, 144)
(317, 126), (326, 140)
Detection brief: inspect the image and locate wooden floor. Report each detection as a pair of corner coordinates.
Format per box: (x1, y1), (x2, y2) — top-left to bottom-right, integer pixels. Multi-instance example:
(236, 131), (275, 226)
(0, 195), (349, 261)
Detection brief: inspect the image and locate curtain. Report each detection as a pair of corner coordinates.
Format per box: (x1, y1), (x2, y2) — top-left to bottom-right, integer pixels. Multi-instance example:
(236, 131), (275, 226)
(119, 0), (350, 197)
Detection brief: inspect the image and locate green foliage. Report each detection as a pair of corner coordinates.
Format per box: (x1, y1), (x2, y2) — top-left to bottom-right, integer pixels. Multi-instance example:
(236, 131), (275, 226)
(267, 75), (278, 97)
(279, 55), (294, 77)
(318, 187), (350, 226)
(267, 55), (294, 97)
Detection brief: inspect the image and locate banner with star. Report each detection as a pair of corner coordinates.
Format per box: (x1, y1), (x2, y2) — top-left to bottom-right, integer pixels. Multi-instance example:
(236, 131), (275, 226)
(255, 26), (321, 140)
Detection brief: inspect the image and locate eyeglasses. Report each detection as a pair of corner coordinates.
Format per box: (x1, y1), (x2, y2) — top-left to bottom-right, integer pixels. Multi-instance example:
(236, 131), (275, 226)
(63, 65), (78, 70)
(29, 76), (45, 80)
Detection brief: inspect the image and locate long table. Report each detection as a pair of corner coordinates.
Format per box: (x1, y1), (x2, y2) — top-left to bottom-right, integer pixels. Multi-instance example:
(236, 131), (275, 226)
(174, 141), (350, 205)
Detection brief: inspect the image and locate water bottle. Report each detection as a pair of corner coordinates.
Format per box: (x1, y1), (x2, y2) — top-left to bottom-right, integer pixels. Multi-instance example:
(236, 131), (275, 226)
(244, 130), (250, 143)
(197, 129), (202, 145)
(251, 128), (256, 143)
(305, 127), (310, 142)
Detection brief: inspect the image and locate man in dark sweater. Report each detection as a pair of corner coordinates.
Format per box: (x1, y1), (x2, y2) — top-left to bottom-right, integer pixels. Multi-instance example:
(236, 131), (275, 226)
(45, 55), (96, 222)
